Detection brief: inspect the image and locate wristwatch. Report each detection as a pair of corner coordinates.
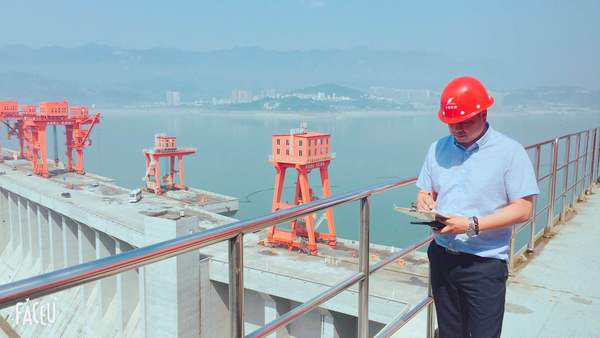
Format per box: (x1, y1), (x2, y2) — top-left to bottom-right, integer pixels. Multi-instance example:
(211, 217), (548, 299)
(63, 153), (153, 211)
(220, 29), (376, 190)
(466, 216), (480, 237)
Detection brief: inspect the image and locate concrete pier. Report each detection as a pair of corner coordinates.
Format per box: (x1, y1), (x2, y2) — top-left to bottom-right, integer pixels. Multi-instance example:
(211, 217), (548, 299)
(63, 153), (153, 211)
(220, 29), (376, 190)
(116, 240), (138, 333)
(96, 230), (117, 317)
(144, 215), (201, 338)
(27, 201), (40, 264)
(38, 205), (51, 271)
(78, 222), (96, 302)
(49, 210), (64, 270)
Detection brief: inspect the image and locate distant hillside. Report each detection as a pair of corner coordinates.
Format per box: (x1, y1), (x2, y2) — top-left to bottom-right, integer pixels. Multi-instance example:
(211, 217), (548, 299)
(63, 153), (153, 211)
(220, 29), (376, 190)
(503, 86), (600, 109)
(0, 45), (596, 109)
(290, 83), (365, 99)
(0, 44), (503, 106)
(225, 83), (412, 112)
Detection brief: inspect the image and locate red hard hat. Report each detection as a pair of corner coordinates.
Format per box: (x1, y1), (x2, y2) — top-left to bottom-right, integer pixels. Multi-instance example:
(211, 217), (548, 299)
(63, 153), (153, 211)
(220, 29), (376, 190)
(438, 76), (494, 124)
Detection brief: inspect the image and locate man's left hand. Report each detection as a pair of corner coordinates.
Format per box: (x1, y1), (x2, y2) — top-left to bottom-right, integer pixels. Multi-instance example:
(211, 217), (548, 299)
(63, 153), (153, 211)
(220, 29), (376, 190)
(437, 216), (470, 234)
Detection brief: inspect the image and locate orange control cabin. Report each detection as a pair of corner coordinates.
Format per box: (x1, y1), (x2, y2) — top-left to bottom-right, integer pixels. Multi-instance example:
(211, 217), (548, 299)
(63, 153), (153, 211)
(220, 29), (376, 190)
(0, 101), (19, 118)
(39, 101), (69, 118)
(271, 132), (333, 165)
(267, 127), (336, 255)
(155, 134), (177, 152)
(0, 101), (20, 160)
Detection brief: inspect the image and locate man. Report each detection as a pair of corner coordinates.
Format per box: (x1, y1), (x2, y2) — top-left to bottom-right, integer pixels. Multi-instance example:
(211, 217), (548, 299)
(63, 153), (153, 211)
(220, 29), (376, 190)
(416, 76), (539, 338)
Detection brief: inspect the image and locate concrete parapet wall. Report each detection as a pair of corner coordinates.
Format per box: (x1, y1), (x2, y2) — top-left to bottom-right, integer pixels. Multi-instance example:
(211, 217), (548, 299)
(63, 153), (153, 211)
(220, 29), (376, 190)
(0, 187), (142, 337)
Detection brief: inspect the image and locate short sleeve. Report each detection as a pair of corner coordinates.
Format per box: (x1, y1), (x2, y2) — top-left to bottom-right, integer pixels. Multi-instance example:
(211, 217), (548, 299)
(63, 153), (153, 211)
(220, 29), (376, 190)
(416, 143), (435, 192)
(505, 145), (540, 201)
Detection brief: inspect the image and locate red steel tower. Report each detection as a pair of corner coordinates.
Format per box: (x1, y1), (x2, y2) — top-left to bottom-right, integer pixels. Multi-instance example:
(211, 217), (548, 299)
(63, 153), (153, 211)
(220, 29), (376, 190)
(24, 101), (70, 176)
(20, 104), (36, 161)
(66, 106), (101, 174)
(143, 134), (196, 195)
(267, 126), (336, 255)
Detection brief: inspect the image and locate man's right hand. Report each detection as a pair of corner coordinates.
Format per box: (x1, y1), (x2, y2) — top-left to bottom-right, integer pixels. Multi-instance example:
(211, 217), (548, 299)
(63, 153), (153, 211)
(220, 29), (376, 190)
(416, 190), (437, 211)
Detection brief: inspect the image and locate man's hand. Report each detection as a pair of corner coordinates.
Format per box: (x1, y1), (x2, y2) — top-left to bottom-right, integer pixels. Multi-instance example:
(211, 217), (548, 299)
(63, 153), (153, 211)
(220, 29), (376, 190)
(437, 216), (469, 234)
(416, 190), (437, 211)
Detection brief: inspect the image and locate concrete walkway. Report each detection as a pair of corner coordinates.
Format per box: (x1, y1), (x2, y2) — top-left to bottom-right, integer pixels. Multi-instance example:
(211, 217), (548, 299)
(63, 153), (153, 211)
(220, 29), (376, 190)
(394, 186), (600, 338)
(503, 187), (600, 337)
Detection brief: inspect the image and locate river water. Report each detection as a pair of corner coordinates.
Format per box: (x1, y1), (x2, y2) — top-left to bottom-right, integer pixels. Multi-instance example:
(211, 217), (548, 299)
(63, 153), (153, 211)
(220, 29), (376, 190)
(7, 109), (599, 248)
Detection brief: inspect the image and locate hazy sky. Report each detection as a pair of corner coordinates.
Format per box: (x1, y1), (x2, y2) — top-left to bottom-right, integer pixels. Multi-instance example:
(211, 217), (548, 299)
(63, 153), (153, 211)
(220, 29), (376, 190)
(1, 0), (599, 88)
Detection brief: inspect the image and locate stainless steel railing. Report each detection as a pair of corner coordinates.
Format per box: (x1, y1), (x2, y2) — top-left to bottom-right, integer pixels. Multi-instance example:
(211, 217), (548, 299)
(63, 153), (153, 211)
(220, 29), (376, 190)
(1, 126), (599, 338)
(509, 127), (600, 270)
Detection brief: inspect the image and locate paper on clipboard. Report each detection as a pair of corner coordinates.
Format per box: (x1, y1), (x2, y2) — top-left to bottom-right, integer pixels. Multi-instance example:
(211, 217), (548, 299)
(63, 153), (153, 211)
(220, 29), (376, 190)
(393, 205), (449, 222)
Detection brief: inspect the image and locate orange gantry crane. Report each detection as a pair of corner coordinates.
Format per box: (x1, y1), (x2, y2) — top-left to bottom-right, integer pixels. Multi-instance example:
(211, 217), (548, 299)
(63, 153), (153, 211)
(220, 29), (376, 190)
(267, 125), (336, 255)
(143, 134), (196, 195)
(0, 100), (100, 177)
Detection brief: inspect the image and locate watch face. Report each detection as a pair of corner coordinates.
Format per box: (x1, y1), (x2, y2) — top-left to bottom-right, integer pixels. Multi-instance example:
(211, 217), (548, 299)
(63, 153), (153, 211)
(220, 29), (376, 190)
(466, 223), (475, 236)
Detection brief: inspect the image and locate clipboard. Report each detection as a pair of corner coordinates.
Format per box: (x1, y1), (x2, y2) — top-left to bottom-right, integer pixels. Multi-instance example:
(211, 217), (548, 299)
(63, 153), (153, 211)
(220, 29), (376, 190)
(393, 207), (449, 221)
(393, 205), (449, 229)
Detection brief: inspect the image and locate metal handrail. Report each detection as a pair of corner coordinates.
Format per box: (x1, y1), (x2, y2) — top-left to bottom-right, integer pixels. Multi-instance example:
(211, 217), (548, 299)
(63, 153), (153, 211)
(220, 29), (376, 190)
(0, 177), (415, 309)
(510, 127), (599, 269)
(1, 126), (599, 338)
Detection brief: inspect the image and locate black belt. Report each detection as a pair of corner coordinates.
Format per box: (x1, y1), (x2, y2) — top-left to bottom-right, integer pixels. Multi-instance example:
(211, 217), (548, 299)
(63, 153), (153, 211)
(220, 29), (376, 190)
(433, 241), (466, 256)
(443, 247), (465, 255)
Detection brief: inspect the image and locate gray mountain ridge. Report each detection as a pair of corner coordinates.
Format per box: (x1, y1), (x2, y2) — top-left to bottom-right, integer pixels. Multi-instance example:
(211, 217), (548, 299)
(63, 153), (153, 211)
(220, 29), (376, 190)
(0, 44), (598, 110)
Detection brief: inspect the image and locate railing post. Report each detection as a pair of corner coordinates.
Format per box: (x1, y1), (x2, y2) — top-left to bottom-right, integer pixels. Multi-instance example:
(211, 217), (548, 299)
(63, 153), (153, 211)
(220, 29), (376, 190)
(528, 145), (541, 252)
(508, 225), (516, 271)
(597, 127), (600, 183)
(582, 130), (590, 196)
(572, 133), (581, 204)
(358, 196), (370, 338)
(546, 139), (559, 232)
(426, 269), (436, 338)
(589, 128), (598, 194)
(229, 233), (245, 338)
(561, 136), (571, 221)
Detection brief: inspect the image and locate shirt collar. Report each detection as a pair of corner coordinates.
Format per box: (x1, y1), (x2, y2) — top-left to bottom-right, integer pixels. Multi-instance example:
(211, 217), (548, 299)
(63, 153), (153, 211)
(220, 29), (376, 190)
(453, 123), (493, 151)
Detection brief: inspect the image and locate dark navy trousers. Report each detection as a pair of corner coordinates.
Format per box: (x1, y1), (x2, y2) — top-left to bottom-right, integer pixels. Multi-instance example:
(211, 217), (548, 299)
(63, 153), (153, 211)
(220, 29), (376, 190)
(428, 241), (508, 338)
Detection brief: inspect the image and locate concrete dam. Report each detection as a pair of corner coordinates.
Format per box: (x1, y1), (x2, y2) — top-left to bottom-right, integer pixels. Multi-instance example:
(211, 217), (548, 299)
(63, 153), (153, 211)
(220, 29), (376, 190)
(0, 156), (430, 338)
